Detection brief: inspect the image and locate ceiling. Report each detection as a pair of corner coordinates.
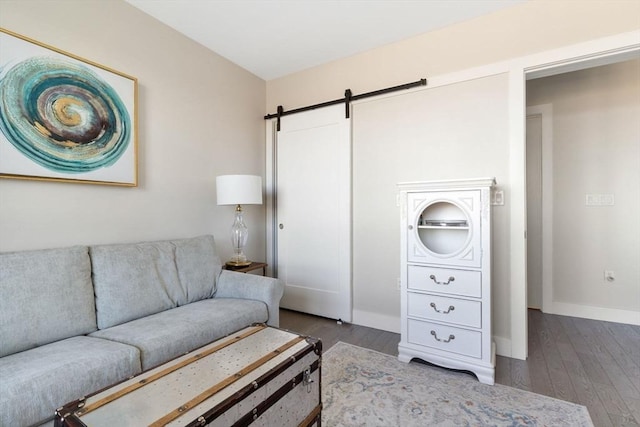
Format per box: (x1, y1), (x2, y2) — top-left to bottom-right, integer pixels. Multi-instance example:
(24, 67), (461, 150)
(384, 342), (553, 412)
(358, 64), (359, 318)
(125, 0), (524, 81)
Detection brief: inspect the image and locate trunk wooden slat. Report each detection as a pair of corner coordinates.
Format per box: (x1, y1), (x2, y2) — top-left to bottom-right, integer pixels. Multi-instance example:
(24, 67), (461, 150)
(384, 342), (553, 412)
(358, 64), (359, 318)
(55, 325), (322, 427)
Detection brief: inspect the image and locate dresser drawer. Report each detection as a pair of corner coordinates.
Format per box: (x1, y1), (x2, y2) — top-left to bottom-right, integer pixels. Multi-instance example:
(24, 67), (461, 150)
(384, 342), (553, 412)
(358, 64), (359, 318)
(407, 318), (482, 359)
(407, 292), (481, 328)
(408, 265), (481, 298)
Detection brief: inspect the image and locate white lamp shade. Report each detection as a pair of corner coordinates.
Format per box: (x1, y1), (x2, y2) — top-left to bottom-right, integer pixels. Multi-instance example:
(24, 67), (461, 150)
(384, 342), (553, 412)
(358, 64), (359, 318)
(216, 175), (263, 206)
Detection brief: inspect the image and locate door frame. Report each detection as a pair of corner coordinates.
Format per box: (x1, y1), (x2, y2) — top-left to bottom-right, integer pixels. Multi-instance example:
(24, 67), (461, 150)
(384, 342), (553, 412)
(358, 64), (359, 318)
(526, 104), (553, 313)
(265, 120), (277, 279)
(511, 31), (640, 359)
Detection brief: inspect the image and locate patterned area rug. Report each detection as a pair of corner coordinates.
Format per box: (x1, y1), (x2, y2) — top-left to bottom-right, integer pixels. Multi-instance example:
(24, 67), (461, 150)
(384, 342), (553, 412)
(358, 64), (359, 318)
(322, 342), (593, 426)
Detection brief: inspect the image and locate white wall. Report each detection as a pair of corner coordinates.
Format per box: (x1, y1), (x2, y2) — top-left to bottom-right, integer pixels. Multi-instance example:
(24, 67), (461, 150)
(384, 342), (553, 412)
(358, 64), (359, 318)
(527, 59), (640, 320)
(0, 0), (267, 261)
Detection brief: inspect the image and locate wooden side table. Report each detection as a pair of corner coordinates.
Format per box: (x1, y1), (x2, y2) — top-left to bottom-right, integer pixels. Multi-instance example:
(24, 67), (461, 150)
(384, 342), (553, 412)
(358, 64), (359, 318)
(223, 262), (268, 276)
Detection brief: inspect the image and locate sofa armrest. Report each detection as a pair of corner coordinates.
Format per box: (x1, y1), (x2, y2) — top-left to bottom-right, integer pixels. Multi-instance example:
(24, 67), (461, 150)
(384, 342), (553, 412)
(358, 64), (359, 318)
(215, 270), (284, 327)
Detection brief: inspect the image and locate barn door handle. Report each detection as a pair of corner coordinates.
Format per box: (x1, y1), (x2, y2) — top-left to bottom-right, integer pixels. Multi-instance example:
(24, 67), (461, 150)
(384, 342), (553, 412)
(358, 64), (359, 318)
(430, 302), (455, 314)
(431, 331), (455, 343)
(429, 275), (455, 285)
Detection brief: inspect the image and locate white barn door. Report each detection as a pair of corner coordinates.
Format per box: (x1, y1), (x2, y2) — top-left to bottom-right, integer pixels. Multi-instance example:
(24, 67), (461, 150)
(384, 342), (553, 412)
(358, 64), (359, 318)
(276, 105), (351, 322)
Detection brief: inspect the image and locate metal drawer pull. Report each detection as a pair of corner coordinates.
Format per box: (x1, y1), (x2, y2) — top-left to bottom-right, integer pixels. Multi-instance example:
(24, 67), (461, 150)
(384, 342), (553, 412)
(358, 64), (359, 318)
(429, 274), (455, 285)
(431, 330), (455, 343)
(430, 302), (455, 314)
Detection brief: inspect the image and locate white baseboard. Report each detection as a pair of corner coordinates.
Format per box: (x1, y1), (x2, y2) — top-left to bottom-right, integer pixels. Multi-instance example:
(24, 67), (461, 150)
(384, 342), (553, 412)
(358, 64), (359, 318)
(493, 335), (512, 358)
(351, 309), (401, 334)
(550, 302), (640, 326)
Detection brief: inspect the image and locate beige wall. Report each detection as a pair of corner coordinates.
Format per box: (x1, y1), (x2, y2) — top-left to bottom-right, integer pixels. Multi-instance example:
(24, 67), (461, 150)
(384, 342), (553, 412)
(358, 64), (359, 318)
(0, 0), (266, 260)
(267, 0), (640, 113)
(266, 0), (640, 349)
(352, 74), (510, 339)
(3, 0), (638, 349)
(527, 59), (640, 314)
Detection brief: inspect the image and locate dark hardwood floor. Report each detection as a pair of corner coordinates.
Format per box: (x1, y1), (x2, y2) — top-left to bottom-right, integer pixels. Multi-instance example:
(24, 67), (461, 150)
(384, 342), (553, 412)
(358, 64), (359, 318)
(280, 308), (640, 426)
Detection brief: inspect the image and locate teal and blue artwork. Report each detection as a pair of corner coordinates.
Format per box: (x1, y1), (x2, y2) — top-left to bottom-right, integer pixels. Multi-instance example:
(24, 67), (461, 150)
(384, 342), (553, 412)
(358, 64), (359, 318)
(0, 29), (137, 186)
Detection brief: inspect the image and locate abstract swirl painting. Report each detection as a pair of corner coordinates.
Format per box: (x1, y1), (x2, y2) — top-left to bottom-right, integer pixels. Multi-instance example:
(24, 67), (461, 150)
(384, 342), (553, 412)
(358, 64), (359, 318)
(0, 29), (137, 186)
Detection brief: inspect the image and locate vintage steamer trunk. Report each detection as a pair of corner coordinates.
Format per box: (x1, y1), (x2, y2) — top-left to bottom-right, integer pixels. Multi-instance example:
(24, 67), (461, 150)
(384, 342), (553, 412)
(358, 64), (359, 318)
(55, 325), (321, 426)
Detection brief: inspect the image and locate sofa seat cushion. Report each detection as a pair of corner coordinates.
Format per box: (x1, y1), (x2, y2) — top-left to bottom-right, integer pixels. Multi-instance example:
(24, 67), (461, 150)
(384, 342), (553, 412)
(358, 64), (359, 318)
(0, 336), (141, 427)
(89, 298), (268, 370)
(0, 246), (96, 357)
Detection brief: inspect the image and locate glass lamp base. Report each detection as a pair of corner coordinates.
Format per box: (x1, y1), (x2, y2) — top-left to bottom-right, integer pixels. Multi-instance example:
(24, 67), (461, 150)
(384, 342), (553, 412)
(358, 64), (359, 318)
(225, 259), (252, 267)
(227, 205), (251, 267)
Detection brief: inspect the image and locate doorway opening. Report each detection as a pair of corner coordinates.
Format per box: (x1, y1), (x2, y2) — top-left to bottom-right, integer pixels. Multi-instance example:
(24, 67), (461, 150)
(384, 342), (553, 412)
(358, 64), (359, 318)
(524, 56), (640, 324)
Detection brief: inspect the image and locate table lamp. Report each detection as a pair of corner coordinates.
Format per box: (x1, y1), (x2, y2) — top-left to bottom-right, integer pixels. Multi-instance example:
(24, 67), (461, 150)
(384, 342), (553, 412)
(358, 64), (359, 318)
(216, 174), (263, 267)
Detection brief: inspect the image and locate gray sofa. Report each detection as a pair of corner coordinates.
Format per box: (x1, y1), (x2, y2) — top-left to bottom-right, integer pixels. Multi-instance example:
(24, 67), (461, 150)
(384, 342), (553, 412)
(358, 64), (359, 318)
(0, 235), (284, 427)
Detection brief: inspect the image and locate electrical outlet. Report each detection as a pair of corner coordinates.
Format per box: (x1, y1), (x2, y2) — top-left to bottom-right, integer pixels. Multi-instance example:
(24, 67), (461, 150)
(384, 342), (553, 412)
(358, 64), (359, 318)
(604, 270), (615, 282)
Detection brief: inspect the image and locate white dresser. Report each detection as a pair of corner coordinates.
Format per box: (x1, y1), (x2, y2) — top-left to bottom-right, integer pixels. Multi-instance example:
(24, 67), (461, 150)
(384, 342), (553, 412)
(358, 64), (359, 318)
(397, 178), (495, 385)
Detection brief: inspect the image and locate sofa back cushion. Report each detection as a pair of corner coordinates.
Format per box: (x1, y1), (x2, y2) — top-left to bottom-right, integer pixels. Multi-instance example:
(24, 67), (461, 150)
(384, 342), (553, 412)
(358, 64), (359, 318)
(90, 241), (182, 329)
(0, 246), (97, 358)
(173, 235), (221, 305)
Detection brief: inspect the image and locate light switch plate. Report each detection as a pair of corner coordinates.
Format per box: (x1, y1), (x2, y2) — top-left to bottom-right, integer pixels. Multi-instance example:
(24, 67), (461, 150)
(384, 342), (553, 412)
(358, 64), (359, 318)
(586, 194), (614, 206)
(492, 190), (504, 206)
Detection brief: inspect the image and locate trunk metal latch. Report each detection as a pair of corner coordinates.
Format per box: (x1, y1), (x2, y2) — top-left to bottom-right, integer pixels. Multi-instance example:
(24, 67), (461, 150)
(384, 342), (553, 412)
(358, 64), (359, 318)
(303, 367), (314, 393)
